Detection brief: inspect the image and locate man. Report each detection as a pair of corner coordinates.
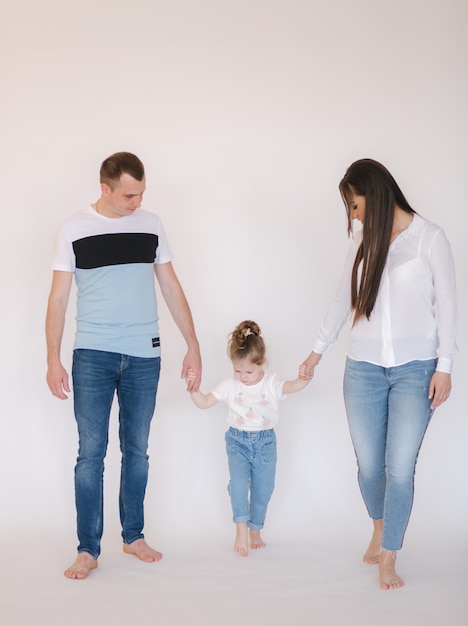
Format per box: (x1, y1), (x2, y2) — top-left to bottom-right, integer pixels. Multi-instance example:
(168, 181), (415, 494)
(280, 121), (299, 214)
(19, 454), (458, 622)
(46, 152), (201, 579)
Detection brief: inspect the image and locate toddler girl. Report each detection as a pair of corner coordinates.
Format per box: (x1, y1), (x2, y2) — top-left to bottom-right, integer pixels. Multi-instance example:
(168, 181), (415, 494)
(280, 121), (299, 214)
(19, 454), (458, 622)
(186, 320), (310, 556)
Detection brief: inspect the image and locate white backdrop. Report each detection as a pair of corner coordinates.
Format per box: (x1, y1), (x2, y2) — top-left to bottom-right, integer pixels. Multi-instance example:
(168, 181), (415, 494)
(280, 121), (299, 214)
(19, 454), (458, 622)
(1, 0), (466, 552)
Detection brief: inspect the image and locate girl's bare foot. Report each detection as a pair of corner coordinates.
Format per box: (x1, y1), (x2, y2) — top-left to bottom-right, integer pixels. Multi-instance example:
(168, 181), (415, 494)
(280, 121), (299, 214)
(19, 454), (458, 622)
(363, 519), (383, 564)
(234, 522), (249, 556)
(249, 529), (266, 549)
(379, 549), (404, 590)
(123, 538), (162, 562)
(64, 552), (98, 579)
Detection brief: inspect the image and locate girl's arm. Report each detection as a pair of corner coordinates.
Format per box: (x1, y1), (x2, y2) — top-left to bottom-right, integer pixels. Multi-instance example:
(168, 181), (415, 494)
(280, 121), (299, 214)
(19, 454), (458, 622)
(190, 390), (219, 409)
(282, 365), (312, 395)
(186, 368), (219, 409)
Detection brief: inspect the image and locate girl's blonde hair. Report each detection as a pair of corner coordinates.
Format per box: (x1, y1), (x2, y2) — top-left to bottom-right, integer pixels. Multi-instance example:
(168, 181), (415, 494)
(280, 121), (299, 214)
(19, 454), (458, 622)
(228, 320), (265, 364)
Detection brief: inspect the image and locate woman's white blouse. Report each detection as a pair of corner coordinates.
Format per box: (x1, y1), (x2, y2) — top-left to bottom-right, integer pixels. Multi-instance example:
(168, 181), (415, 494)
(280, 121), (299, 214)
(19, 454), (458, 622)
(313, 214), (457, 373)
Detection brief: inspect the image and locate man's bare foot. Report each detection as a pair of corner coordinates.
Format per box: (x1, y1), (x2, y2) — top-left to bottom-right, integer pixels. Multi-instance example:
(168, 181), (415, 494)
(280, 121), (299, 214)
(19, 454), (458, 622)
(64, 552), (98, 579)
(379, 549), (404, 590)
(234, 522), (249, 556)
(363, 519), (383, 564)
(249, 529), (266, 549)
(123, 538), (162, 562)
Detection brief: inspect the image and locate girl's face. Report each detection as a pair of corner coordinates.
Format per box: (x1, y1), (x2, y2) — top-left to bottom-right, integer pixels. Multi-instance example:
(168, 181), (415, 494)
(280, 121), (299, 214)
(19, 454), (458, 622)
(232, 358), (264, 386)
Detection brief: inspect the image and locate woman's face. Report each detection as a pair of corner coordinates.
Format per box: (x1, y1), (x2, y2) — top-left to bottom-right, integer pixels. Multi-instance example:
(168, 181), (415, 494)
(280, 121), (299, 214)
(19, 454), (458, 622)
(347, 191), (366, 224)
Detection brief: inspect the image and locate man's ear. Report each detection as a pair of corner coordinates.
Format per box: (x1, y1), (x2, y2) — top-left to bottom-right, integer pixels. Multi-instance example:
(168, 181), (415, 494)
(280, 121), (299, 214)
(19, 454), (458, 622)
(100, 182), (112, 196)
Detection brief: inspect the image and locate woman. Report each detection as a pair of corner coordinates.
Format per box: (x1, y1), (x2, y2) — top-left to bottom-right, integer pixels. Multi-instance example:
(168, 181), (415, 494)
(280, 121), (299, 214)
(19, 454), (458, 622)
(301, 158), (457, 590)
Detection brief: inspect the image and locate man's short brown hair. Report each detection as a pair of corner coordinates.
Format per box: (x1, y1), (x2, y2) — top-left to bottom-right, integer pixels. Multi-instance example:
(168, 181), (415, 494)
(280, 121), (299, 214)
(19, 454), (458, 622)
(100, 152), (145, 188)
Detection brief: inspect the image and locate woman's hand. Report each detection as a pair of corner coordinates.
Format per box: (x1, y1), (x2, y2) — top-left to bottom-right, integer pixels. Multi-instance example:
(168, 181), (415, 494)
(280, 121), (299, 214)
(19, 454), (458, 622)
(300, 351), (322, 380)
(429, 371), (452, 409)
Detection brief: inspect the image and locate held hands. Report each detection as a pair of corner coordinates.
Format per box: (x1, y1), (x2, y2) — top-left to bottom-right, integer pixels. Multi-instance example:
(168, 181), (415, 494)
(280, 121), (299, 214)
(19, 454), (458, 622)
(181, 347), (202, 392)
(184, 370), (218, 409)
(185, 368), (198, 392)
(282, 364), (314, 395)
(299, 351), (322, 381)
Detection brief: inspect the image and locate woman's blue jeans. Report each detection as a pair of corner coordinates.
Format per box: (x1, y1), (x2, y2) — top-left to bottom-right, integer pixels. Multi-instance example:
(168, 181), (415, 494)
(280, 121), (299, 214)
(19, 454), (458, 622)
(343, 358), (436, 550)
(225, 427), (277, 530)
(72, 349), (160, 559)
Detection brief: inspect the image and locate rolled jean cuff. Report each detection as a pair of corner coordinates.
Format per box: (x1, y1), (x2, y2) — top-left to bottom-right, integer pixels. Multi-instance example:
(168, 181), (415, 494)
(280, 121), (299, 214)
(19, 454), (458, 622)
(123, 532), (145, 545)
(247, 522), (264, 531)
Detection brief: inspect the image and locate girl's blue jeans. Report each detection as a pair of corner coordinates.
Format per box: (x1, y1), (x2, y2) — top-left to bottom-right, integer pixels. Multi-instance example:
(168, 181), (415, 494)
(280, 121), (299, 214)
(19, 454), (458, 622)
(72, 349), (160, 559)
(343, 357), (436, 550)
(225, 427), (277, 530)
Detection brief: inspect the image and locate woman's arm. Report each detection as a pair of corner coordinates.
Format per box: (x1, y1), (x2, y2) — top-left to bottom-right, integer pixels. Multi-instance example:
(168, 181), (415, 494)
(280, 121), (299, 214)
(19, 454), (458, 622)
(301, 238), (357, 375)
(300, 351), (322, 380)
(427, 228), (457, 408)
(430, 229), (458, 373)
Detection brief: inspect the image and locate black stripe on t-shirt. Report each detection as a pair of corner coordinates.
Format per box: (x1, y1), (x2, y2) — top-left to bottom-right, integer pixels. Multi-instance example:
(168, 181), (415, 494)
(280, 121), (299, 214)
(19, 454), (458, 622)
(73, 233), (159, 269)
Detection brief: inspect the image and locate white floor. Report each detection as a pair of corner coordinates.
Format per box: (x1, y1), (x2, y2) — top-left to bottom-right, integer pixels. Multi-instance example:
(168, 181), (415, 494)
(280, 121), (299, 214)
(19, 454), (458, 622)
(2, 530), (466, 626)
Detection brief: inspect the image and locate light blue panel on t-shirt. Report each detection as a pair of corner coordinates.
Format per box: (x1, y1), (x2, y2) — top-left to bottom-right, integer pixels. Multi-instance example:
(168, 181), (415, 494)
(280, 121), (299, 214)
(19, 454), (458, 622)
(74, 263), (161, 358)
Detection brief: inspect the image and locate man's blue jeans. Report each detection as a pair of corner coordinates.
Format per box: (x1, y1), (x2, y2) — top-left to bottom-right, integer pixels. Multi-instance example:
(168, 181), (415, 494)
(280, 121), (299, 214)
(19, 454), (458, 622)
(225, 427), (277, 530)
(72, 349), (160, 559)
(343, 358), (436, 550)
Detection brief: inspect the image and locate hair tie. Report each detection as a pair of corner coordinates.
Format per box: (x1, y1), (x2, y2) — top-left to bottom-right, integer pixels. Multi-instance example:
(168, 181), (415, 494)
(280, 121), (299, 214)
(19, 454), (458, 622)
(243, 327), (259, 338)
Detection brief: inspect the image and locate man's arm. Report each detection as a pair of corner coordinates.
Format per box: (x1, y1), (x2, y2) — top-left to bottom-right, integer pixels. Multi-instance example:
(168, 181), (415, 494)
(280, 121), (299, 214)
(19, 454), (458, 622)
(45, 270), (73, 399)
(154, 262), (202, 391)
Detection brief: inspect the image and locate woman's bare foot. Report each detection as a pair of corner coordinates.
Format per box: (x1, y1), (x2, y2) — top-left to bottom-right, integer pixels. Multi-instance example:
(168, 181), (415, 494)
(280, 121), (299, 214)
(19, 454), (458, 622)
(363, 519), (383, 564)
(379, 549), (404, 590)
(249, 529), (266, 549)
(234, 522), (249, 556)
(123, 538), (162, 562)
(64, 552), (98, 579)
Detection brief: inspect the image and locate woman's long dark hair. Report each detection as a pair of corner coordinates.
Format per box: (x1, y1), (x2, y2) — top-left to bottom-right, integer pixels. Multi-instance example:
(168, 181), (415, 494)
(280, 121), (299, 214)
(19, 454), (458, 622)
(339, 159), (415, 323)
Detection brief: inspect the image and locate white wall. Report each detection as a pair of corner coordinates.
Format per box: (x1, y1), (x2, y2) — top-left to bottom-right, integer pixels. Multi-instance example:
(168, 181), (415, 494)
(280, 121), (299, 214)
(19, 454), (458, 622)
(1, 0), (466, 547)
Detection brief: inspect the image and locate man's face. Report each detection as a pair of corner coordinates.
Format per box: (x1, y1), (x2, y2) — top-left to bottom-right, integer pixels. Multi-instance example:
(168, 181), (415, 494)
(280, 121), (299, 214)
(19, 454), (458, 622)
(102, 173), (146, 218)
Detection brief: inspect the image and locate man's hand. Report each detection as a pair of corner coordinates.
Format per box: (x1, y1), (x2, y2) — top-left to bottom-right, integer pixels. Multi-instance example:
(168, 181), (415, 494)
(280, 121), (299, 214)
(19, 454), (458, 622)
(181, 348), (202, 392)
(185, 368), (197, 387)
(47, 360), (70, 399)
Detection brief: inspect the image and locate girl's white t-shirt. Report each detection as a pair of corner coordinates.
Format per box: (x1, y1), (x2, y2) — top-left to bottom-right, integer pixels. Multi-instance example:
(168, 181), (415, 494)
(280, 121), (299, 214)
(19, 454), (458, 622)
(211, 372), (285, 431)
